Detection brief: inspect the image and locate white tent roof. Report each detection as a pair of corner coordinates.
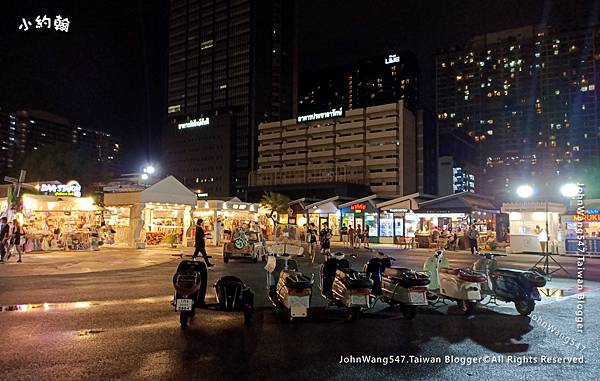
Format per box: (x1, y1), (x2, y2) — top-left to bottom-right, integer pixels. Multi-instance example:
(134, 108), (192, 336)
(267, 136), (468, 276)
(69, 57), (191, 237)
(140, 176), (196, 206)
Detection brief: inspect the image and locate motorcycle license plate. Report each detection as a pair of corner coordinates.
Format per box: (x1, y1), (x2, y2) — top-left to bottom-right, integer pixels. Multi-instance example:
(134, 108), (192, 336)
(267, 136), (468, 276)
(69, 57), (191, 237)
(176, 299), (193, 311)
(408, 291), (427, 305)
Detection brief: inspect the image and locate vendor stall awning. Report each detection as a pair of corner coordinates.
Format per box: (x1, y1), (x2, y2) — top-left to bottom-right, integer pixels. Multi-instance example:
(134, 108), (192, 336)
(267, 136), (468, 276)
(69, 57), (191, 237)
(376, 192), (436, 211)
(104, 176), (196, 207)
(501, 202), (567, 214)
(418, 192), (498, 213)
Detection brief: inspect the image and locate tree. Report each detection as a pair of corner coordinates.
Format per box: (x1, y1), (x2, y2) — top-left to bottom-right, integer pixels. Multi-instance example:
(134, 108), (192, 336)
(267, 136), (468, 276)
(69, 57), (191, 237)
(260, 191), (290, 225)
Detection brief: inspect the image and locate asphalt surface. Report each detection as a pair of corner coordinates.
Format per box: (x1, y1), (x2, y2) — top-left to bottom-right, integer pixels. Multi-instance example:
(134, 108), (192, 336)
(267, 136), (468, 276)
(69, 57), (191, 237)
(0, 246), (598, 381)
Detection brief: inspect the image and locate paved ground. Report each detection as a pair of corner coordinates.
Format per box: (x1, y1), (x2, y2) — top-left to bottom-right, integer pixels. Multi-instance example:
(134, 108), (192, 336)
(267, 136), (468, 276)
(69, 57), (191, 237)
(0, 245), (598, 380)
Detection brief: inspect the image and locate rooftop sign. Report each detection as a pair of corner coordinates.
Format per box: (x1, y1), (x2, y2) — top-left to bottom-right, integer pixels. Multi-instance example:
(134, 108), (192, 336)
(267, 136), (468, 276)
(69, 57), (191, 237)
(178, 117), (209, 130)
(297, 107), (343, 123)
(385, 54), (400, 65)
(39, 180), (82, 197)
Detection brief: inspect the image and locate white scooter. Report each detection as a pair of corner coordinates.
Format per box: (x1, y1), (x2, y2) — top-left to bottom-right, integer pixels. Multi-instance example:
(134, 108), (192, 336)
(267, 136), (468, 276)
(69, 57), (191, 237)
(265, 253), (314, 321)
(423, 250), (487, 315)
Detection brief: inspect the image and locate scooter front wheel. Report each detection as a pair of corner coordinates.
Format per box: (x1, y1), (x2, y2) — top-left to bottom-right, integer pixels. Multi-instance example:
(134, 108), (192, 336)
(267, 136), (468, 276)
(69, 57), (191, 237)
(515, 299), (535, 316)
(458, 300), (475, 316)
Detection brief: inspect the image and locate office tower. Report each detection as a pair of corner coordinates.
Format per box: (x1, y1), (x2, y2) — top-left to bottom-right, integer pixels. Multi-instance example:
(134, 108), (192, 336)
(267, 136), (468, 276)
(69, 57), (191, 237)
(163, 0), (297, 197)
(435, 25), (600, 196)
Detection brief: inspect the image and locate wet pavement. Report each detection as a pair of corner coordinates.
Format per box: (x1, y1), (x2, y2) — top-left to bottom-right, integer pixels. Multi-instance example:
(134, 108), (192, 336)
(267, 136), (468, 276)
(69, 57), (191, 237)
(0, 246), (598, 380)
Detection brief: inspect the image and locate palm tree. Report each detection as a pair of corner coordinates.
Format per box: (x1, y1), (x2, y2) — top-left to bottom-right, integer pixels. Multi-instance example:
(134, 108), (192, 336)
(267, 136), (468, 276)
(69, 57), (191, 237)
(260, 191), (290, 225)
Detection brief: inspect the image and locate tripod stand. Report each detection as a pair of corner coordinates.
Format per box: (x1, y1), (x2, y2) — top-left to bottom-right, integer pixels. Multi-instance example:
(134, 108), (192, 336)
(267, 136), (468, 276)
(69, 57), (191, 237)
(529, 201), (569, 279)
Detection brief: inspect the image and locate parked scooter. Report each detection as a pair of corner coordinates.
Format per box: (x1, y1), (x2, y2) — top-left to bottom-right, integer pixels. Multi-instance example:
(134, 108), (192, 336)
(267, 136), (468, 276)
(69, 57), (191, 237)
(321, 252), (373, 321)
(265, 253), (314, 321)
(364, 252), (430, 319)
(473, 252), (546, 315)
(172, 255), (254, 329)
(423, 250), (487, 315)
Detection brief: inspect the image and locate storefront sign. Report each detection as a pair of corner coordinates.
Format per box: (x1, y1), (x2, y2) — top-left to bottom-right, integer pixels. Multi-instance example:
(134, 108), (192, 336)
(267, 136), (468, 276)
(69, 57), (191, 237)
(40, 180), (82, 197)
(178, 117), (209, 130)
(351, 203), (367, 212)
(388, 208), (410, 213)
(575, 212), (600, 222)
(385, 54), (400, 65)
(297, 107), (343, 123)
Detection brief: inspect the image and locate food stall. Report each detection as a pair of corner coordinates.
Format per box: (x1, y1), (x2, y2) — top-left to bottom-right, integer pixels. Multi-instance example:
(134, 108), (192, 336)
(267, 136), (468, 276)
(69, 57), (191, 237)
(414, 192), (500, 249)
(501, 202), (566, 254)
(560, 199), (600, 256)
(19, 193), (100, 251)
(103, 176), (196, 248)
(193, 197), (261, 246)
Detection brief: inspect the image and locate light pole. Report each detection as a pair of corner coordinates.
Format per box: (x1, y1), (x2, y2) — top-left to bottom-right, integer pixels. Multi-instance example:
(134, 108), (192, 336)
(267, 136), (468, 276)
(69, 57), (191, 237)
(516, 183), (572, 278)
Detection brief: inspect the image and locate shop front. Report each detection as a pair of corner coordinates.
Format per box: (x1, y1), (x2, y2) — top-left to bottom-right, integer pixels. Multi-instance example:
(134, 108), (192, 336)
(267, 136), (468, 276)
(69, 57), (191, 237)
(19, 193), (101, 251)
(193, 197), (261, 246)
(377, 193), (427, 244)
(560, 199), (600, 256)
(338, 194), (396, 243)
(303, 196), (342, 237)
(501, 202), (566, 254)
(103, 176), (196, 248)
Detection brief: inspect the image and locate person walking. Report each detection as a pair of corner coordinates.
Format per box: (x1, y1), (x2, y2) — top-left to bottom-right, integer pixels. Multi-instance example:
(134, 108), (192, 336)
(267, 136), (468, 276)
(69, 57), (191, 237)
(8, 219), (24, 263)
(356, 225), (363, 249)
(348, 225), (355, 249)
(0, 217), (8, 263)
(319, 222), (332, 260)
(363, 226), (370, 249)
(468, 225), (479, 255)
(193, 218), (214, 267)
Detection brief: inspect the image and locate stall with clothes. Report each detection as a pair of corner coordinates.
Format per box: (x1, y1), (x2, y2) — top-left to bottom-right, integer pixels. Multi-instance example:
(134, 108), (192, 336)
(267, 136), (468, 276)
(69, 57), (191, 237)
(103, 176), (196, 248)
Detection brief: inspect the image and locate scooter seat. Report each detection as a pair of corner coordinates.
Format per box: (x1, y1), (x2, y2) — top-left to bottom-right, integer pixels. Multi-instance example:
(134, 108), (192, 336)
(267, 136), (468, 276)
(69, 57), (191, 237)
(440, 267), (460, 275)
(383, 268), (430, 287)
(284, 272), (314, 289)
(493, 269), (546, 287)
(336, 269), (373, 288)
(383, 267), (413, 278)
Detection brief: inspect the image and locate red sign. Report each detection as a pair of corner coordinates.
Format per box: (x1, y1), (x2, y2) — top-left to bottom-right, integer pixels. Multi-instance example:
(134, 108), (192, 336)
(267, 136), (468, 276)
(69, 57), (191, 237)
(351, 203), (367, 211)
(575, 213), (600, 222)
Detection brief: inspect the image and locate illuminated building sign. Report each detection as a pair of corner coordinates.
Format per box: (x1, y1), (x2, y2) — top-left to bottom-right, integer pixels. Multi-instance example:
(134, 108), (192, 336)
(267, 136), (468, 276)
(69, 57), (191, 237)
(385, 54), (400, 65)
(178, 117), (210, 130)
(575, 210), (600, 222)
(297, 107), (343, 123)
(40, 180), (82, 197)
(351, 203), (367, 211)
(388, 208), (410, 213)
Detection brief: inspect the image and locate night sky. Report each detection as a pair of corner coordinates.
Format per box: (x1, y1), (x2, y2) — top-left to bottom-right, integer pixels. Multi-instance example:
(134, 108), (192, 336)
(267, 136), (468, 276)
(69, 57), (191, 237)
(1, 0), (596, 172)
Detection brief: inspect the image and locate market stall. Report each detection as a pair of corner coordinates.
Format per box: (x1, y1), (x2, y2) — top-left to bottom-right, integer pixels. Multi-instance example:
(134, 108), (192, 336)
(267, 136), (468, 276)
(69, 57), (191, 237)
(103, 176), (196, 248)
(19, 193), (100, 251)
(414, 192), (500, 249)
(501, 202), (566, 254)
(193, 197), (261, 246)
(338, 194), (395, 243)
(560, 199), (600, 256)
(303, 196), (343, 237)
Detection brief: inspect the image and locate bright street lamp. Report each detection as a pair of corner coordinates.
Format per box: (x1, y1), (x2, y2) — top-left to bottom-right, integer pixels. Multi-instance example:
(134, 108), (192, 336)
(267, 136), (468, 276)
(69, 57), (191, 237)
(144, 165), (156, 175)
(516, 184), (534, 199)
(141, 173), (149, 181)
(560, 183), (579, 198)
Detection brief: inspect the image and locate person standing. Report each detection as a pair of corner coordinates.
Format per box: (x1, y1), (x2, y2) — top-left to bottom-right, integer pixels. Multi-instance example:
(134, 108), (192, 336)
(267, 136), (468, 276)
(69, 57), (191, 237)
(363, 225), (370, 249)
(0, 217), (8, 263)
(468, 225), (479, 255)
(356, 225), (363, 249)
(348, 225), (355, 249)
(341, 224), (348, 246)
(306, 223), (318, 261)
(193, 219), (214, 267)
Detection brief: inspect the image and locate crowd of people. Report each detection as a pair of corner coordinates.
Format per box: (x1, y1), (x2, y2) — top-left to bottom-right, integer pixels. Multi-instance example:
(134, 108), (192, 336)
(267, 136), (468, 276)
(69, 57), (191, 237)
(0, 217), (25, 263)
(339, 224), (370, 249)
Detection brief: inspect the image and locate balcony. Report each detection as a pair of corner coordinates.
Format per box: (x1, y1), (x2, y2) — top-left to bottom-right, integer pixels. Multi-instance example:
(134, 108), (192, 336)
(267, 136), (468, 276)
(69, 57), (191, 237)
(366, 157), (397, 166)
(366, 116), (397, 127)
(281, 141), (306, 150)
(366, 129), (397, 141)
(260, 131), (281, 141)
(257, 155), (281, 164)
(282, 128), (306, 138)
(306, 124), (334, 135)
(366, 143), (397, 153)
(307, 149), (333, 159)
(308, 137), (334, 146)
(335, 146), (364, 156)
(258, 143), (281, 153)
(336, 134), (364, 143)
(281, 152), (306, 161)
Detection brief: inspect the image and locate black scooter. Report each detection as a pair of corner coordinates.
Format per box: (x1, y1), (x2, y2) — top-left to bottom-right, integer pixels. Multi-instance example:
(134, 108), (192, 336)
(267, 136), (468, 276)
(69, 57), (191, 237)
(172, 255), (254, 328)
(472, 252), (546, 315)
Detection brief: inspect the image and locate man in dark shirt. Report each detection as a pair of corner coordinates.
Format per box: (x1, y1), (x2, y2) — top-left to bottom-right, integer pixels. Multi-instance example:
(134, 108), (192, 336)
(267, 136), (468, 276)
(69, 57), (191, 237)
(193, 218), (213, 267)
(0, 217), (8, 262)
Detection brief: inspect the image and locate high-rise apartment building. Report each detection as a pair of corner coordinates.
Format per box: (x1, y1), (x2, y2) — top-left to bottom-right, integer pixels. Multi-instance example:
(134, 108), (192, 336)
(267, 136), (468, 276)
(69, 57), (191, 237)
(163, 0), (297, 197)
(299, 51), (419, 115)
(435, 25), (600, 197)
(0, 107), (121, 176)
